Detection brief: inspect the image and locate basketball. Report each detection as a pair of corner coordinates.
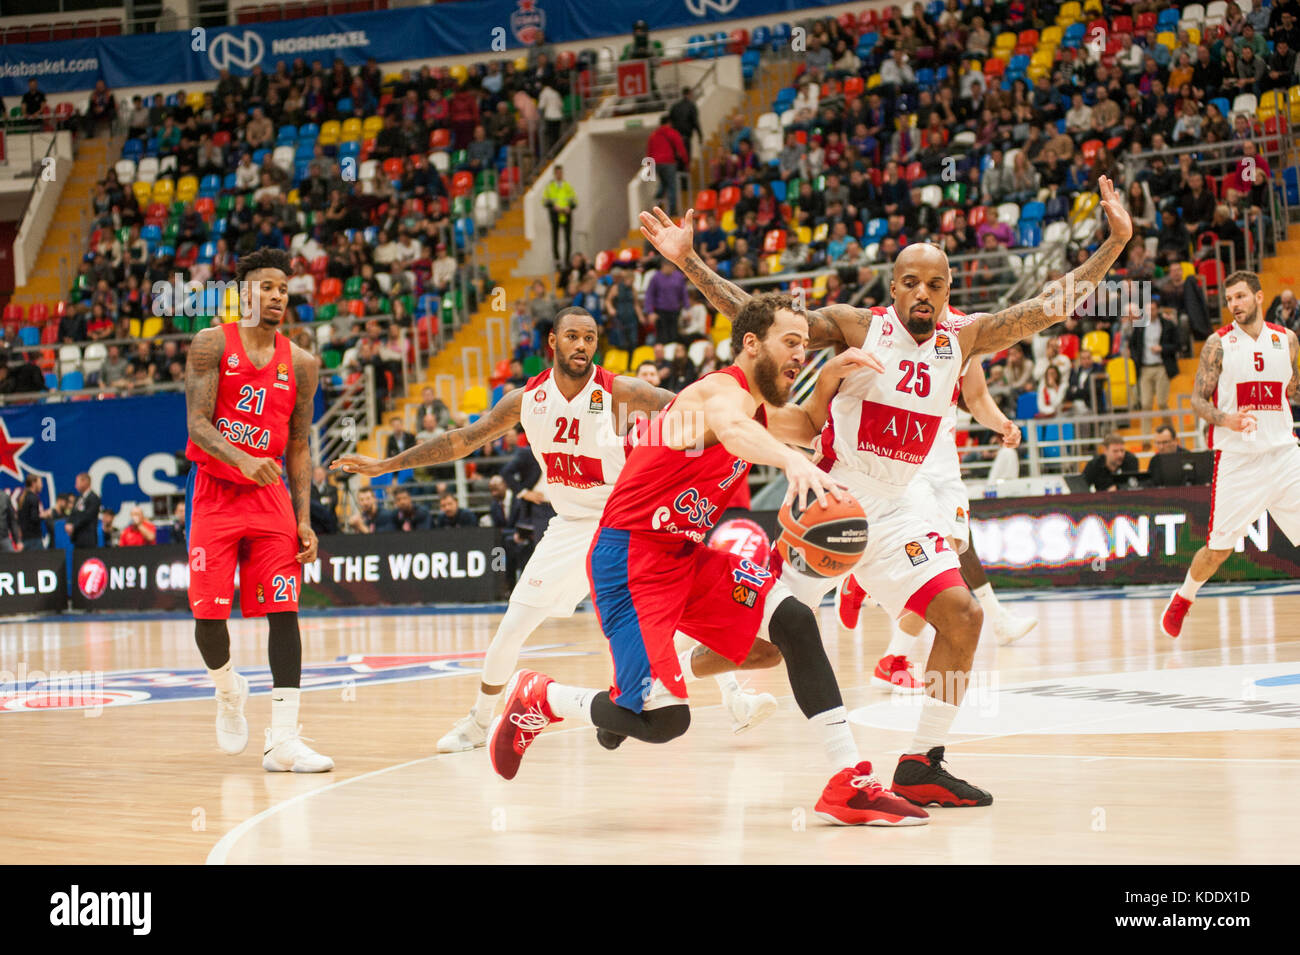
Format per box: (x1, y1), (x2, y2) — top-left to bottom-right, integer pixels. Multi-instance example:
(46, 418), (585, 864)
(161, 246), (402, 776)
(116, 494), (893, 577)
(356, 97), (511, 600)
(776, 494), (868, 578)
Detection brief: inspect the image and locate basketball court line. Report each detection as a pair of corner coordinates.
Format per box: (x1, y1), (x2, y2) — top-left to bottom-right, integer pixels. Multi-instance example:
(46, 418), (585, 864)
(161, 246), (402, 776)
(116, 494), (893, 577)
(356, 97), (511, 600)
(954, 752), (1300, 764)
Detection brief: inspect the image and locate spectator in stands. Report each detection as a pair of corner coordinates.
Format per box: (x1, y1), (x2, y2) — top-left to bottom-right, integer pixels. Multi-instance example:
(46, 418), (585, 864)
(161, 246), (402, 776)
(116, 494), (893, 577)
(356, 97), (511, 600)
(118, 506), (157, 547)
(385, 416), (414, 458)
(59, 307), (88, 344)
(64, 473), (101, 549)
(646, 114), (688, 217)
(1265, 289), (1299, 333)
(542, 165), (577, 267)
(987, 342), (1034, 414)
(1131, 304), (1179, 425)
(1066, 347), (1107, 416)
(678, 288), (709, 343)
(1083, 434), (1141, 492)
(347, 486), (381, 534)
(22, 79), (46, 121)
(1265, 39), (1297, 91)
(659, 351), (697, 393)
(644, 258), (688, 345)
(245, 106), (273, 150)
(482, 475), (515, 529)
(668, 87), (702, 161)
(126, 95), (149, 138)
(433, 493), (477, 529)
(1036, 365), (1067, 418)
(84, 80), (116, 138)
(1145, 425), (1197, 486)
(379, 486), (430, 533)
(636, 360), (659, 385)
(0, 489), (20, 552)
(604, 267), (643, 351)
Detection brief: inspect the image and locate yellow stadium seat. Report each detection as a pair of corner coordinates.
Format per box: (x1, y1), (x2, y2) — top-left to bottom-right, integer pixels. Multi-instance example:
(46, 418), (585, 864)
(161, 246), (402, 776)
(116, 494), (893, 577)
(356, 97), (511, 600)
(1156, 31), (1176, 49)
(1057, 1), (1081, 21)
(132, 180), (151, 205)
(602, 348), (629, 375)
(994, 32), (1017, 49)
(1028, 64), (1050, 82)
(514, 57), (528, 72)
(1071, 191), (1098, 219)
(341, 118), (363, 142)
(1031, 49), (1054, 69)
(449, 64), (468, 85)
(460, 385), (488, 415)
(763, 253), (783, 274)
(720, 208), (736, 232)
(1082, 329), (1109, 359)
(1106, 356), (1135, 407)
(318, 120), (340, 145)
(812, 273), (829, 297)
(796, 226), (812, 245)
(382, 72), (402, 86)
(1179, 261), (1195, 281)
(710, 315), (731, 346)
(993, 45), (1013, 61)
(1257, 90), (1285, 119)
(286, 188), (300, 206)
(150, 180), (175, 203)
(186, 91), (205, 111)
(176, 175), (199, 201)
(1039, 25), (1063, 46)
(362, 115), (383, 138)
(812, 222), (829, 243)
(629, 345), (655, 370)
(1083, 0), (1102, 14)
(1186, 26), (1201, 45)
(142, 317), (163, 338)
(866, 73), (882, 89)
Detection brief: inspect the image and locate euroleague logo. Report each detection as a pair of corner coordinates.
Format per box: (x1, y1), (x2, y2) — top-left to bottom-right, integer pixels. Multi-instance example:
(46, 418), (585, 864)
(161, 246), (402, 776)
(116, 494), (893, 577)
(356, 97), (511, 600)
(77, 559), (109, 600)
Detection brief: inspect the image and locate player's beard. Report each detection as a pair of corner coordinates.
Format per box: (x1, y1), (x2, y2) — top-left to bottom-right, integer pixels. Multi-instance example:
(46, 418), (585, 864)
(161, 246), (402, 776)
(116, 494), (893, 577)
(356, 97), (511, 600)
(1232, 303), (1259, 326)
(754, 345), (791, 407)
(903, 302), (939, 338)
(557, 351), (592, 380)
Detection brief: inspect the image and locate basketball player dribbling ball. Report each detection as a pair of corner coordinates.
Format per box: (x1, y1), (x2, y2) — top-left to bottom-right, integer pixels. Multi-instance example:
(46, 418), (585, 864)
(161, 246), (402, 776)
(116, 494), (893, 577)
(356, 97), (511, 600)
(490, 294), (935, 827)
(332, 307), (779, 752)
(1162, 271), (1300, 638)
(838, 357), (1037, 694)
(184, 248), (331, 772)
(642, 179), (1132, 807)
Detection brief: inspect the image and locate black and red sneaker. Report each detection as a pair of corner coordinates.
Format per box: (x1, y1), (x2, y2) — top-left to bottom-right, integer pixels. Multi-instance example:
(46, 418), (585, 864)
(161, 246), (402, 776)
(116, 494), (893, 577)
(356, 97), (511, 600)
(891, 747), (992, 807)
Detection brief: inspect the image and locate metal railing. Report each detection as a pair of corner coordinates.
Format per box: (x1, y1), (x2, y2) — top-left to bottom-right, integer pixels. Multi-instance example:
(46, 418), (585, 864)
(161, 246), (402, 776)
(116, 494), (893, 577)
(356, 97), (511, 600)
(310, 364), (375, 466)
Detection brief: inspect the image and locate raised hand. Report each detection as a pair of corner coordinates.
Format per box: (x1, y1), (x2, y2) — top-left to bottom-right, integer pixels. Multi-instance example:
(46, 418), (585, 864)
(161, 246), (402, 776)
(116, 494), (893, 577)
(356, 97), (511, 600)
(639, 206), (695, 265)
(1097, 176), (1132, 245)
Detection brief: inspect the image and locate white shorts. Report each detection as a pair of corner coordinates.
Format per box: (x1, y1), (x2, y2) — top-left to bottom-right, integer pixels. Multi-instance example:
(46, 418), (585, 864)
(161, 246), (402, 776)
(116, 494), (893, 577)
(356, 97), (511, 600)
(780, 476), (965, 620)
(915, 468), (971, 551)
(1207, 444), (1300, 550)
(510, 515), (597, 616)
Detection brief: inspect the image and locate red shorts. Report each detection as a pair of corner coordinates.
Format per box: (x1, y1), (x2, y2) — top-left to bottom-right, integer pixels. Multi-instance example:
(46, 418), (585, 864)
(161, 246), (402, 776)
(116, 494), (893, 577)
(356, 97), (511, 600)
(587, 528), (775, 713)
(186, 467), (300, 619)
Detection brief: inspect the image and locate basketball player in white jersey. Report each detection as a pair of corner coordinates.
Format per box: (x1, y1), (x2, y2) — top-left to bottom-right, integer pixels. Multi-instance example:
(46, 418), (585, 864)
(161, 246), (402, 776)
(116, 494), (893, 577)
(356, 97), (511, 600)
(641, 177), (1132, 806)
(839, 355), (1037, 694)
(333, 308), (779, 752)
(1161, 271), (1300, 638)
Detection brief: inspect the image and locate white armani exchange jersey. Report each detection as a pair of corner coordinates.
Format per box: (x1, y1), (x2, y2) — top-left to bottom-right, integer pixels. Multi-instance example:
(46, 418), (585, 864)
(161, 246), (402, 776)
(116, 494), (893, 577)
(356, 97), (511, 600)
(519, 365), (627, 520)
(817, 304), (967, 497)
(1209, 321), (1298, 455)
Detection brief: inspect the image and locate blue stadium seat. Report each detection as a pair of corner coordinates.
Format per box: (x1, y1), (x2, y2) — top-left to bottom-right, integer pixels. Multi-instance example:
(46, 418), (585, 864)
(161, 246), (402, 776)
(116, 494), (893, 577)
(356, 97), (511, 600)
(717, 258), (732, 277)
(769, 22), (791, 50)
(1056, 118), (1068, 134)
(60, 371), (84, 391)
(212, 217), (226, 237)
(296, 304), (314, 323)
(1017, 222), (1043, 247)
(1038, 422), (1073, 459)
(1157, 8), (1180, 29)
(770, 179), (786, 201)
(1009, 54), (1030, 71)
(916, 68), (936, 89)
(277, 125), (297, 143)
(199, 174), (221, 196)
(363, 226), (379, 244)
(1044, 196), (1069, 222)
(337, 97), (353, 114)
(140, 224), (161, 244)
(418, 294), (439, 315)
(297, 123), (319, 142)
(1210, 97), (1231, 118)
(44, 372), (58, 390)
(165, 93), (180, 107)
(1015, 391), (1039, 420)
(687, 34), (708, 57)
(1020, 201), (1046, 222)
(711, 31), (727, 57)
(17, 326), (40, 347)
(1284, 167), (1299, 206)
(198, 241), (217, 262)
(223, 172), (237, 190)
(156, 244), (175, 258)
(490, 384), (505, 406)
(866, 218), (888, 241)
(926, 0), (943, 16)
(1062, 22), (1085, 47)
(454, 217), (474, 249)
(293, 159), (311, 183)
(295, 142), (315, 160)
(252, 148), (270, 165)
(338, 141), (360, 160)
(122, 138), (143, 158)
(749, 25), (770, 49)
(145, 137), (159, 156)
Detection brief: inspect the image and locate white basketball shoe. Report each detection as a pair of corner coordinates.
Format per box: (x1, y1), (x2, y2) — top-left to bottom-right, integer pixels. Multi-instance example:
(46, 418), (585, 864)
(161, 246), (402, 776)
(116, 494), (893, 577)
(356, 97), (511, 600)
(263, 726), (335, 773)
(437, 713), (489, 753)
(215, 671), (249, 755)
(994, 611), (1038, 646)
(726, 687), (779, 734)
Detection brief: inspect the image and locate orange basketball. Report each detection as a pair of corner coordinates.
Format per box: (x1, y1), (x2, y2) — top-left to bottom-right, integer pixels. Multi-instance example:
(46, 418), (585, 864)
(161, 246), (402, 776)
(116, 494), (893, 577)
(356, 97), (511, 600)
(776, 494), (868, 578)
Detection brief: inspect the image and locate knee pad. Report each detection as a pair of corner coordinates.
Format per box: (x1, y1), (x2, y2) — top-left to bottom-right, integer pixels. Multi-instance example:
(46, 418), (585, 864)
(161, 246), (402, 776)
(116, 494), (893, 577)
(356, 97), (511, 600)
(642, 704), (691, 744)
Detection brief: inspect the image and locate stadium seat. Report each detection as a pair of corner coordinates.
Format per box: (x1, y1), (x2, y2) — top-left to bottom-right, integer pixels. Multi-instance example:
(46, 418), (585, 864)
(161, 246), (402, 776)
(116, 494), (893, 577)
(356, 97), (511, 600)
(1015, 391), (1039, 419)
(1106, 356), (1135, 407)
(1082, 329), (1110, 359)
(460, 386), (488, 415)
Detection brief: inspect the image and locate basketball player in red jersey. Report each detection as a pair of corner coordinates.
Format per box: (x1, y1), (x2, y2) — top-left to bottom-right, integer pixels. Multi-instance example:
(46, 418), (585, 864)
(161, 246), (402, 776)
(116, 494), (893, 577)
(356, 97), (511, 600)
(332, 308), (780, 751)
(184, 248), (331, 772)
(1162, 271), (1300, 637)
(490, 294), (936, 827)
(641, 180), (1132, 807)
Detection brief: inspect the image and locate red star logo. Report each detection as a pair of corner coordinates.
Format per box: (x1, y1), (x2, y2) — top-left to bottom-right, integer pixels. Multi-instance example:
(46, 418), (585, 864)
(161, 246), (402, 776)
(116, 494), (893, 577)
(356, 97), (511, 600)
(0, 418), (33, 482)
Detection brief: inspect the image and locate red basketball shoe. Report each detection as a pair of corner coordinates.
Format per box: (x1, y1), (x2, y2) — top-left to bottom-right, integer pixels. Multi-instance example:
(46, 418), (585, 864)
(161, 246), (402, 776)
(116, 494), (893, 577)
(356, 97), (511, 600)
(815, 761), (930, 826)
(872, 654), (924, 692)
(891, 746), (992, 807)
(837, 576), (867, 630)
(1161, 593), (1192, 638)
(489, 669), (561, 780)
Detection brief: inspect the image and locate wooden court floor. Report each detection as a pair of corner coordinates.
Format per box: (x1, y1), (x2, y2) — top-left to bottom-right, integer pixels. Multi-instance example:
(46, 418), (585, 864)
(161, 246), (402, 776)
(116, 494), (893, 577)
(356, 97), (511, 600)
(2, 586), (1299, 865)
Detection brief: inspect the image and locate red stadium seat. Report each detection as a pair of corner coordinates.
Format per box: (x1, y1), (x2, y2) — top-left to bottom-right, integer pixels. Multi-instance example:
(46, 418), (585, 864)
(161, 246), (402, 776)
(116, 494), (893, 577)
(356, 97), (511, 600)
(450, 171), (473, 196)
(843, 76), (865, 100)
(310, 255), (329, 277)
(555, 50), (577, 71)
(718, 185), (741, 210)
(236, 6), (260, 23)
(940, 209), (956, 233)
(1017, 29), (1040, 46)
(762, 229), (786, 254)
(983, 58), (1006, 77)
(318, 277), (342, 302)
(594, 250), (615, 272)
(51, 22), (75, 41)
(727, 29), (749, 55)
(1111, 15), (1133, 35)
(1080, 139), (1103, 164)
(968, 205), (988, 227)
(29, 303), (49, 325)
(429, 128), (451, 150)
(1197, 258), (1223, 292)
(1058, 334), (1080, 360)
(695, 189), (717, 211)
(903, 161), (923, 182)
(382, 157), (404, 180)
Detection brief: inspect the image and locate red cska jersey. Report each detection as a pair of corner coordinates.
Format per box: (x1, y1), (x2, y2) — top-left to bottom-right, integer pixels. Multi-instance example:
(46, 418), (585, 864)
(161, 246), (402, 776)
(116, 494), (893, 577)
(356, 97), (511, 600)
(599, 365), (766, 543)
(185, 321), (297, 485)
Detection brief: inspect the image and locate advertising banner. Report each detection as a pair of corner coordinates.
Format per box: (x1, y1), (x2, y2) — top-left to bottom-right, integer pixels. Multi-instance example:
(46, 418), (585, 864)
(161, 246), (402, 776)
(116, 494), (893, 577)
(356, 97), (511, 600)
(0, 547), (68, 615)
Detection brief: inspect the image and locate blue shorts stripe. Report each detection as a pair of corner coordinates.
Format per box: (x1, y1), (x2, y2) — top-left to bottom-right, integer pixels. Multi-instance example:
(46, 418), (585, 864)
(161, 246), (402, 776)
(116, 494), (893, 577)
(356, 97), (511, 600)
(184, 467), (196, 555)
(590, 528), (651, 714)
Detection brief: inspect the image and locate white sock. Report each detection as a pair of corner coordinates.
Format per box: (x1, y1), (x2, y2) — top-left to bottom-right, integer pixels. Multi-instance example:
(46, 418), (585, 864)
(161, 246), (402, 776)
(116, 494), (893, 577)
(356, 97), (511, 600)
(814, 705), (860, 772)
(885, 622), (929, 659)
(470, 687), (500, 728)
(270, 687), (301, 737)
(972, 583), (1002, 617)
(908, 696), (960, 755)
(714, 672), (740, 699)
(209, 659), (237, 694)
(1177, 571), (1204, 601)
(678, 647), (701, 683)
(545, 682), (597, 721)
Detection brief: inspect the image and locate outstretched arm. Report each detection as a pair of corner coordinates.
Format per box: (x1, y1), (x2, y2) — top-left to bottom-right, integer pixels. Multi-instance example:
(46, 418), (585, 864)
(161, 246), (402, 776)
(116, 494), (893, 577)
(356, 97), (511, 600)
(331, 389), (524, 476)
(287, 347), (319, 561)
(958, 176), (1133, 357)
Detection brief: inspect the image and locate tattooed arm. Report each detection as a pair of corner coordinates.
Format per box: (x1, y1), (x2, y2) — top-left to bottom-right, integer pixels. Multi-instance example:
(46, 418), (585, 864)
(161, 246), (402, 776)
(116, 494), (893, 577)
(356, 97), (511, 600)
(1189, 335), (1255, 432)
(185, 327), (280, 485)
(611, 375), (675, 436)
(957, 176), (1133, 358)
(331, 388), (524, 477)
(287, 345), (319, 561)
